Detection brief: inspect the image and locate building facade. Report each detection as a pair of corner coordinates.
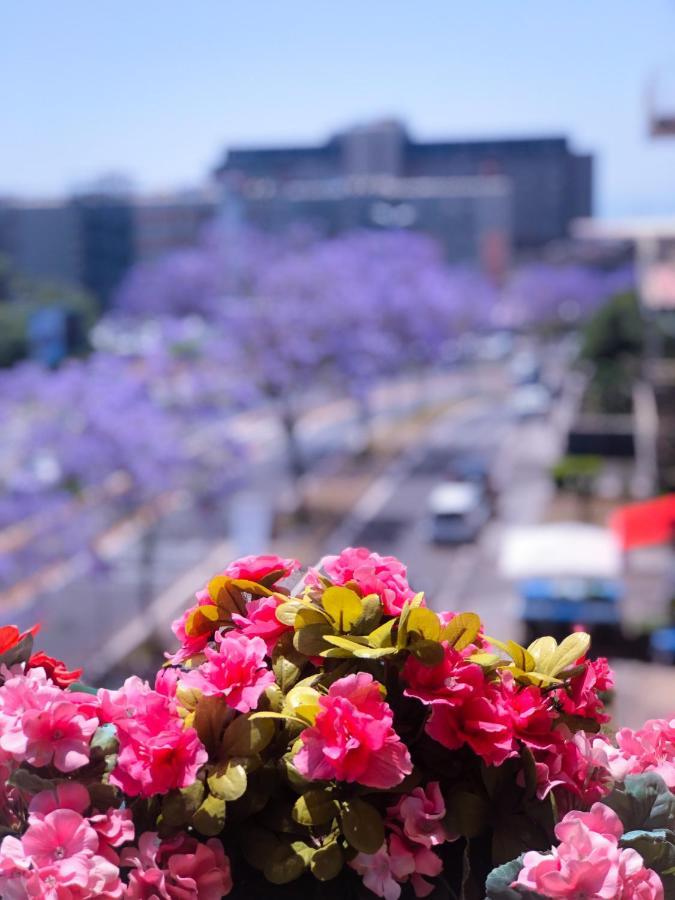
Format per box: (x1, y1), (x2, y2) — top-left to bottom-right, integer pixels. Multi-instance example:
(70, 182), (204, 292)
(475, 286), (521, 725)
(217, 120), (593, 254)
(0, 191), (218, 307)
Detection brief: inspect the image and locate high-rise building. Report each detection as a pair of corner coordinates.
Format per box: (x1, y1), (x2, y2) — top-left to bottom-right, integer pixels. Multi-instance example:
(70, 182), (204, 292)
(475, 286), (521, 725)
(0, 191), (218, 307)
(216, 120), (593, 254)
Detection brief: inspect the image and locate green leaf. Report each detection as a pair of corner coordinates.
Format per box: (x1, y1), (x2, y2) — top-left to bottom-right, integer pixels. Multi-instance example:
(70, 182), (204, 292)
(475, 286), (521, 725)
(322, 586), (364, 631)
(310, 839), (344, 881)
(273, 653), (302, 692)
(321, 633), (398, 658)
(208, 761), (247, 801)
(221, 714), (275, 757)
(8, 769), (58, 795)
(485, 856), (539, 899)
(354, 594), (383, 634)
(193, 695), (233, 757)
(294, 622), (333, 656)
(409, 639), (445, 666)
(441, 612), (481, 651)
(445, 790), (491, 839)
(263, 841), (308, 884)
(292, 789), (338, 826)
(340, 798), (385, 854)
(161, 781), (205, 827)
(605, 773), (675, 832)
(368, 618), (395, 648)
(620, 829), (675, 873)
(192, 793), (226, 836)
(241, 825), (280, 870)
(406, 607), (441, 642)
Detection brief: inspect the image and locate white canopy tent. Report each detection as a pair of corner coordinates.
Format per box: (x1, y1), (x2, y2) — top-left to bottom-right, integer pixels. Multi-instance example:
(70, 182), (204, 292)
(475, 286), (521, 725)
(499, 522), (623, 581)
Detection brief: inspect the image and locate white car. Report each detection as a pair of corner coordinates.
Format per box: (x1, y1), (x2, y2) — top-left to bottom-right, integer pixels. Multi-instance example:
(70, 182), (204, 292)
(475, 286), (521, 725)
(512, 384), (550, 420)
(428, 482), (490, 544)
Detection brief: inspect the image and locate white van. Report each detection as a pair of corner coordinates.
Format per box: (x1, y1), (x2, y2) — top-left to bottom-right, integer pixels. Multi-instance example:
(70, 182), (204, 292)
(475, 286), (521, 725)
(428, 482), (490, 544)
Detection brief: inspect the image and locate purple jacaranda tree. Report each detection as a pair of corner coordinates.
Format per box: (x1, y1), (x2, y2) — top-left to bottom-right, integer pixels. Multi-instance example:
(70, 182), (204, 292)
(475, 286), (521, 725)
(0, 351), (242, 598)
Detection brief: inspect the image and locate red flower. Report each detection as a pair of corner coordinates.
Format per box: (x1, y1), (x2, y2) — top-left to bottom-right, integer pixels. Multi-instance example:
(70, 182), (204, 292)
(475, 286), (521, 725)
(0, 624), (40, 657)
(27, 652), (83, 688)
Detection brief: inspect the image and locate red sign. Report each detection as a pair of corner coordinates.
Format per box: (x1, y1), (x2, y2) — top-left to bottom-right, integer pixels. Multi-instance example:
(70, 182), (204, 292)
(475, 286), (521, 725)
(609, 494), (675, 549)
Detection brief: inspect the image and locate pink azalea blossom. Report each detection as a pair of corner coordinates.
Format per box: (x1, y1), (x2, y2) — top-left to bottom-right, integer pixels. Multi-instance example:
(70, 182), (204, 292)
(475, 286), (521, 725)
(552, 657), (613, 725)
(224, 553), (299, 584)
(20, 700), (98, 772)
(89, 808), (135, 865)
(99, 677), (207, 798)
(122, 832), (232, 899)
(499, 672), (557, 753)
(180, 631), (275, 713)
(295, 672), (412, 789)
(387, 782), (449, 848)
(231, 594), (292, 654)
(318, 547), (416, 615)
(515, 804), (663, 899)
(609, 719), (675, 789)
(425, 688), (514, 766)
(402, 643), (484, 707)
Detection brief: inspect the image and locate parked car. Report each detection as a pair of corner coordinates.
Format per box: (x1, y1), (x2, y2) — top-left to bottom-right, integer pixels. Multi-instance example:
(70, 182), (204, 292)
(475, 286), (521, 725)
(428, 481), (490, 544)
(512, 384), (550, 420)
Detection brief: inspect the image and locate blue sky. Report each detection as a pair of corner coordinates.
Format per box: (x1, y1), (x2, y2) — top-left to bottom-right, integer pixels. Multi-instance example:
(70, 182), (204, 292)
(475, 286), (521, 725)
(2, 1), (675, 216)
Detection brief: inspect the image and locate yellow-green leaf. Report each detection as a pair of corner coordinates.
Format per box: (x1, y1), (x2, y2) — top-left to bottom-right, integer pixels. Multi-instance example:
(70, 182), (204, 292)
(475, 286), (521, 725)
(310, 840), (343, 881)
(547, 632), (591, 676)
(321, 634), (398, 658)
(527, 636), (557, 669)
(208, 762), (247, 801)
(340, 798), (385, 854)
(321, 586), (364, 631)
(263, 842), (308, 884)
(221, 715), (274, 757)
(406, 608), (441, 642)
(409, 639), (445, 666)
(192, 793), (226, 836)
(294, 622), (333, 656)
(469, 652), (500, 667)
(354, 594), (383, 634)
(368, 618), (395, 648)
(292, 789), (338, 826)
(441, 612), (481, 650)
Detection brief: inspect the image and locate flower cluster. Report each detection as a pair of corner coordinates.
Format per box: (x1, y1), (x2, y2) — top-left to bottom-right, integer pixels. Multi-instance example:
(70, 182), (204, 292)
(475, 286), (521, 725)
(515, 804), (663, 898)
(0, 547), (673, 899)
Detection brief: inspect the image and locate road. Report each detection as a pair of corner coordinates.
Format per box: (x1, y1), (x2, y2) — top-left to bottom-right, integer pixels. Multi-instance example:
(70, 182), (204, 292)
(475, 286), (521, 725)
(323, 357), (577, 642)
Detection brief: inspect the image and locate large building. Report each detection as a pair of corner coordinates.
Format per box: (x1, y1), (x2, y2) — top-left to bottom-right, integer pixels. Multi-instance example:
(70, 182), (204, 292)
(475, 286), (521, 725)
(216, 120), (593, 256)
(0, 191), (218, 307)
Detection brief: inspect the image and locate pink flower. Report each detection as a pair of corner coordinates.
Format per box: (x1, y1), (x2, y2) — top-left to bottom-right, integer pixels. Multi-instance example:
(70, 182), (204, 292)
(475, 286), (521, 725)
(389, 833), (443, 898)
(499, 672), (557, 753)
(224, 553), (299, 584)
(29, 783), (90, 817)
(350, 844), (401, 900)
(350, 833), (443, 899)
(610, 719), (675, 789)
(231, 595), (292, 654)
(402, 643), (484, 707)
(515, 804), (663, 900)
(294, 672), (412, 789)
(425, 688), (514, 766)
(0, 666), (62, 761)
(20, 700), (98, 772)
(180, 631), (275, 713)
(387, 782), (448, 848)
(552, 657), (613, 725)
(164, 836), (233, 899)
(100, 676), (207, 798)
(0, 809), (123, 898)
(122, 832), (232, 899)
(319, 547), (416, 615)
(89, 808), (135, 864)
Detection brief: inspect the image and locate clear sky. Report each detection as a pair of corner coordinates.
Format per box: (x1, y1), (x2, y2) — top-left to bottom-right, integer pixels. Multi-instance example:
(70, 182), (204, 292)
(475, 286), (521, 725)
(2, 1), (675, 217)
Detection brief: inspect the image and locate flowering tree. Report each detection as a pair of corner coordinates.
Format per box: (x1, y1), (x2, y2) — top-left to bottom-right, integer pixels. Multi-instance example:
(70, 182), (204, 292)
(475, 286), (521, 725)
(1, 547), (673, 898)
